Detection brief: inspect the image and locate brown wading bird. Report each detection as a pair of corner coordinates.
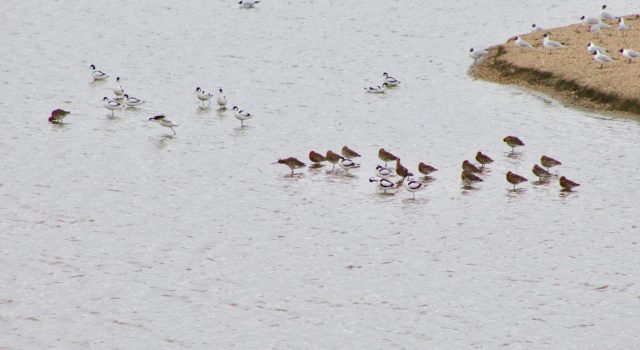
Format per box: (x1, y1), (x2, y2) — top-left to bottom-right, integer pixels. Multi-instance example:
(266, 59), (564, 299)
(378, 148), (398, 166)
(395, 159), (412, 179)
(540, 155), (562, 171)
(559, 176), (580, 191)
(532, 164), (551, 180)
(325, 150), (342, 171)
(475, 151), (494, 168)
(462, 160), (482, 173)
(503, 136), (525, 152)
(341, 146), (361, 159)
(276, 157), (306, 175)
(418, 162), (438, 176)
(461, 170), (483, 186)
(308, 151), (326, 164)
(48, 109), (70, 123)
(506, 171), (528, 190)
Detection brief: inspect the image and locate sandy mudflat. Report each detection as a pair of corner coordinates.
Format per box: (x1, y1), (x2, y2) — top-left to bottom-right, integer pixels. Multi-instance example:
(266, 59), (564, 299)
(472, 15), (640, 115)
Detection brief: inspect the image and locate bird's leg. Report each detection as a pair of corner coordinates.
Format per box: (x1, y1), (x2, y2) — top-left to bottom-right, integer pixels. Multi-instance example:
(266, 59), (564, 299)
(171, 127), (176, 135)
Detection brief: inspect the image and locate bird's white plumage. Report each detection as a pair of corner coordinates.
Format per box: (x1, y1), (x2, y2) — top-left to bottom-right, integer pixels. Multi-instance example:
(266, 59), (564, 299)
(543, 34), (564, 48)
(581, 16), (601, 25)
(593, 51), (614, 66)
(90, 64), (109, 81)
(216, 89), (227, 108)
(102, 97), (124, 115)
(239, 0), (259, 8)
(365, 83), (388, 93)
(600, 5), (614, 21)
(123, 94), (144, 107)
(382, 73), (400, 86)
(514, 36), (533, 49)
(590, 22), (610, 32)
(369, 177), (397, 192)
(113, 77), (124, 97)
(618, 17), (630, 32)
(339, 158), (360, 172)
(587, 42), (607, 53)
(620, 48), (640, 60)
(375, 165), (395, 179)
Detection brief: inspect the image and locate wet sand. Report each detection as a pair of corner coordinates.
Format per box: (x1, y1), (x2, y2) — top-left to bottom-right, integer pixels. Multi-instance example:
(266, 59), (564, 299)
(472, 15), (640, 115)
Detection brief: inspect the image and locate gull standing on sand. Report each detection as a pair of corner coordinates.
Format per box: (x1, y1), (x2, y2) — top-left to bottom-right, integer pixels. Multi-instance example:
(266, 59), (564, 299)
(102, 97), (124, 116)
(587, 42), (607, 53)
(593, 50), (614, 68)
(590, 22), (610, 33)
(148, 115), (178, 135)
(89, 64), (109, 81)
(600, 5), (614, 21)
(469, 48), (487, 64)
(543, 33), (565, 49)
(581, 16), (601, 25)
(513, 36), (533, 50)
(620, 48), (640, 62)
(618, 17), (630, 35)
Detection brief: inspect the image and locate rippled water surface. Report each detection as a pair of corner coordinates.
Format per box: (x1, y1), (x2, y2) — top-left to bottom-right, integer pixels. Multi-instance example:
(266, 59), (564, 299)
(2, 0), (640, 348)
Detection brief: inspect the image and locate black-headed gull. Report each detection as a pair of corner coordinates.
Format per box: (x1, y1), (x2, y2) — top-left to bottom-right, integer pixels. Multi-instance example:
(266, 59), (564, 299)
(581, 16), (601, 25)
(593, 50), (614, 68)
(600, 5), (614, 21)
(469, 47), (487, 64)
(620, 48), (640, 62)
(513, 36), (533, 50)
(587, 42), (607, 53)
(618, 17), (630, 35)
(543, 33), (565, 49)
(89, 64), (109, 81)
(590, 22), (610, 33)
(531, 24), (544, 32)
(148, 115), (178, 135)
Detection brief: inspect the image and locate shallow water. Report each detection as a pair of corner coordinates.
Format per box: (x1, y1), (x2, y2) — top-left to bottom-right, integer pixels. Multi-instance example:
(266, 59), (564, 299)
(1, 0), (639, 348)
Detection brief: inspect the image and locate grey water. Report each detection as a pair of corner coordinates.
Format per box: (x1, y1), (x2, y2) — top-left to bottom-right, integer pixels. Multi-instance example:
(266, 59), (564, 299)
(1, 0), (639, 348)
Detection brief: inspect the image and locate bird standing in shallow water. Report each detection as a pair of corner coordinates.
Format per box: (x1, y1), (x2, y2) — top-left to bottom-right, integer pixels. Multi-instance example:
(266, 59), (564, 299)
(89, 64), (109, 81)
(506, 171), (528, 190)
(382, 72), (400, 86)
(341, 146), (361, 159)
(113, 77), (124, 98)
(559, 176), (580, 191)
(232, 106), (253, 127)
(276, 157), (306, 175)
(532, 164), (551, 180)
(418, 162), (438, 177)
(102, 97), (124, 116)
(148, 115), (178, 135)
(338, 157), (360, 174)
(540, 155), (562, 171)
(503, 136), (525, 152)
(308, 151), (326, 165)
(403, 177), (425, 199)
(461, 171), (483, 187)
(378, 148), (398, 167)
(369, 177), (397, 193)
(123, 94), (145, 107)
(395, 159), (412, 179)
(375, 165), (395, 180)
(217, 89), (227, 109)
(239, 0), (260, 8)
(325, 150), (341, 171)
(475, 151), (493, 168)
(48, 109), (70, 123)
(195, 87), (213, 107)
(365, 83), (388, 93)
(462, 160), (482, 173)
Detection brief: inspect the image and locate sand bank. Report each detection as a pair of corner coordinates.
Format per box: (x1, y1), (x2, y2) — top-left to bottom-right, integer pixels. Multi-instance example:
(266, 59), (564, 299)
(471, 15), (640, 115)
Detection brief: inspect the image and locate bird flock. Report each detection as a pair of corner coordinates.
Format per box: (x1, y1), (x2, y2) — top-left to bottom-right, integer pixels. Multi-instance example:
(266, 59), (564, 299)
(276, 134), (580, 198)
(469, 4), (638, 69)
(48, 2), (584, 198)
(48, 63), (256, 133)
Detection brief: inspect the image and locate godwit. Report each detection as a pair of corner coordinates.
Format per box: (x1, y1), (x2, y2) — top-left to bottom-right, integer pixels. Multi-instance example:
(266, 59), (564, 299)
(378, 148), (398, 166)
(559, 176), (580, 191)
(308, 151), (326, 164)
(540, 155), (562, 171)
(418, 162), (438, 176)
(325, 150), (341, 171)
(276, 157), (306, 175)
(503, 136), (525, 152)
(532, 164), (551, 180)
(475, 152), (493, 168)
(462, 160), (482, 173)
(48, 109), (70, 124)
(461, 170), (483, 187)
(506, 171), (528, 190)
(395, 159), (412, 179)
(341, 146), (361, 159)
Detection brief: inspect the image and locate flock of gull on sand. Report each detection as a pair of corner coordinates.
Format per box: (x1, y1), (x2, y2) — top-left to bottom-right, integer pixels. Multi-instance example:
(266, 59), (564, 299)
(469, 4), (639, 68)
(46, 0), (583, 197)
(276, 134), (580, 198)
